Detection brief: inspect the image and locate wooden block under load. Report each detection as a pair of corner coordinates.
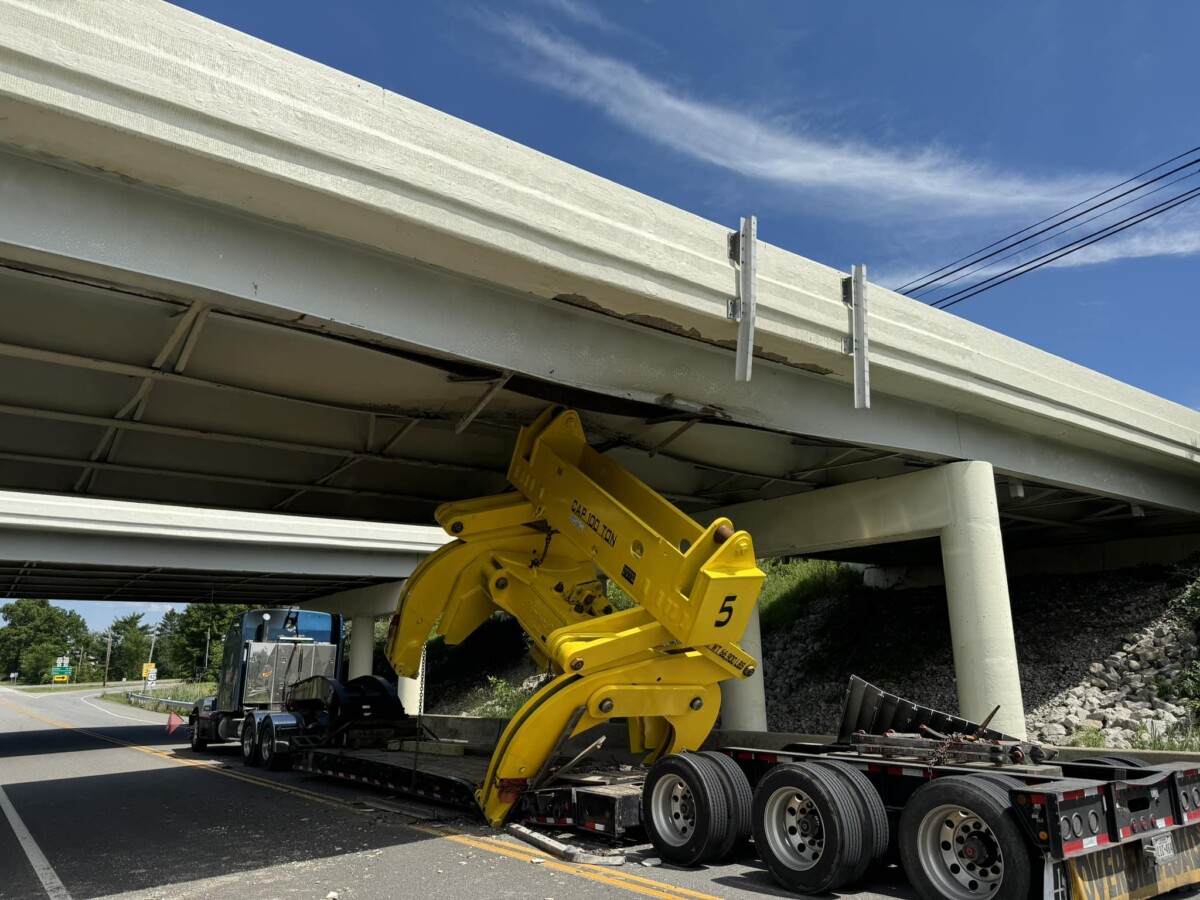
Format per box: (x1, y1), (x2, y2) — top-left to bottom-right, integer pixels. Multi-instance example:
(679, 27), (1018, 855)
(387, 738), (466, 756)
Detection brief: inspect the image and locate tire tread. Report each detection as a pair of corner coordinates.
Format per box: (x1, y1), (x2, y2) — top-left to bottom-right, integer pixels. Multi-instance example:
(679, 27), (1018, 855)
(699, 751), (753, 860)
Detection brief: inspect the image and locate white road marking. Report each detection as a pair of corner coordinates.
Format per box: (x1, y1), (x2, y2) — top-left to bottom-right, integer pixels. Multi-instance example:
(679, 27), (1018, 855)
(0, 784), (72, 900)
(79, 695), (160, 722)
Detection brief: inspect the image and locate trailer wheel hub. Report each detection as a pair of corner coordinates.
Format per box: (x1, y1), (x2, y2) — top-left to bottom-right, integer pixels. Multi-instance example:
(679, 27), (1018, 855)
(917, 804), (1005, 899)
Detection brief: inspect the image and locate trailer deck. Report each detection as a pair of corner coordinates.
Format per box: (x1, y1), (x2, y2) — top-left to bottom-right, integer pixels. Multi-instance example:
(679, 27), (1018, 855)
(293, 747), (491, 809)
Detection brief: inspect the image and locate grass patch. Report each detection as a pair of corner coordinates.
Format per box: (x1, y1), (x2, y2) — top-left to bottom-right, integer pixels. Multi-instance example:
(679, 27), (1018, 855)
(104, 682), (216, 715)
(16, 682), (154, 694)
(1068, 728), (1107, 748)
(757, 558), (860, 633)
(1153, 661), (1200, 717)
(458, 675), (538, 719)
(1130, 722), (1200, 753)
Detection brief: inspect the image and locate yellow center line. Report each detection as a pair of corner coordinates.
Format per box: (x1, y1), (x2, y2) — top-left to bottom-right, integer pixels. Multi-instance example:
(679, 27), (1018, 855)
(413, 828), (693, 900)
(0, 699), (715, 900)
(459, 832), (727, 900)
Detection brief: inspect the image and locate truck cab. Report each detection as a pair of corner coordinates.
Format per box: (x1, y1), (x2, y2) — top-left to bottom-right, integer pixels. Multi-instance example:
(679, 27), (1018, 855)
(188, 608), (342, 752)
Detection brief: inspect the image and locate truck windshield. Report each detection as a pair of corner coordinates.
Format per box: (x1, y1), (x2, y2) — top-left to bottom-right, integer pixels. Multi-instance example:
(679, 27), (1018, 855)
(242, 610), (338, 644)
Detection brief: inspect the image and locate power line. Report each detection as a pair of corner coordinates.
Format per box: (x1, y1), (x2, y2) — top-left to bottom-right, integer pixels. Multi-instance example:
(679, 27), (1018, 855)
(933, 184), (1200, 310)
(895, 144), (1200, 293)
(897, 144), (1200, 297)
(912, 167), (1200, 302)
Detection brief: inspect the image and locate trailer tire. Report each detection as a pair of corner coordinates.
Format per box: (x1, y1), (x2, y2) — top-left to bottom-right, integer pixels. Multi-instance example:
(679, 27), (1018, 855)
(900, 775), (1032, 900)
(642, 753), (729, 866)
(812, 759), (889, 883)
(240, 716), (261, 767)
(1076, 755), (1144, 768)
(752, 762), (865, 894)
(258, 718), (290, 771)
(188, 715), (208, 752)
(699, 751), (754, 860)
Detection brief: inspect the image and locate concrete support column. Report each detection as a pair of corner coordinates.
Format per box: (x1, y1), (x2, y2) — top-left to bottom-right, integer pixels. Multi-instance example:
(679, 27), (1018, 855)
(349, 614), (375, 680)
(719, 603), (768, 731)
(397, 646), (425, 716)
(304, 582), (427, 712)
(710, 460), (1028, 738)
(940, 464), (1026, 737)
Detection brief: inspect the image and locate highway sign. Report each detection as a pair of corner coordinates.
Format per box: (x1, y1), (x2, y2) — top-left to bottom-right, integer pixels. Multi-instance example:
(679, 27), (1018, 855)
(142, 663), (157, 678)
(50, 666), (72, 676)
(52, 675), (69, 683)
(146, 670), (158, 682)
(8, 673), (16, 682)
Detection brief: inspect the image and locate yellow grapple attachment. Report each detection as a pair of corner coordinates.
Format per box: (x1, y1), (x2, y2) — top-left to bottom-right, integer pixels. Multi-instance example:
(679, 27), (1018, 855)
(385, 405), (764, 826)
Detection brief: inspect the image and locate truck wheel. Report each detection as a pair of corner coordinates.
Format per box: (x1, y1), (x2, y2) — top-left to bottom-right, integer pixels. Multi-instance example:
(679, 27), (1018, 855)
(1076, 755), (1144, 768)
(240, 716), (261, 767)
(641, 753), (729, 866)
(812, 759), (889, 883)
(699, 751), (753, 860)
(752, 762), (865, 894)
(900, 776), (1032, 900)
(258, 718), (290, 771)
(188, 716), (208, 752)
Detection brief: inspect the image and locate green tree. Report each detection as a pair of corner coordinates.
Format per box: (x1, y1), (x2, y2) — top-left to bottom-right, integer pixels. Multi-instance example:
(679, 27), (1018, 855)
(162, 603), (253, 681)
(74, 632), (105, 683)
(0, 599), (89, 684)
(108, 612), (152, 681)
(151, 608), (183, 679)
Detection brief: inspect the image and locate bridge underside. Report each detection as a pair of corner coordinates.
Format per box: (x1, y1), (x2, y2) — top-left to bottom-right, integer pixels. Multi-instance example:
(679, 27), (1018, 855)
(2, 149), (1198, 566)
(0, 560), (387, 605)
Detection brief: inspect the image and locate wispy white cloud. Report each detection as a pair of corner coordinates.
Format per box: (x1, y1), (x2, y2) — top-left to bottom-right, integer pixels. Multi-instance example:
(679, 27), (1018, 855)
(1049, 213), (1200, 268)
(874, 204), (1200, 293)
(481, 13), (1200, 274)
(529, 0), (622, 34)
(482, 15), (1110, 221)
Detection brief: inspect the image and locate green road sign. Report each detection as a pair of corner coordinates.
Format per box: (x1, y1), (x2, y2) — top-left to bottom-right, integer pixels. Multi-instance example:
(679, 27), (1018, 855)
(50, 666), (72, 676)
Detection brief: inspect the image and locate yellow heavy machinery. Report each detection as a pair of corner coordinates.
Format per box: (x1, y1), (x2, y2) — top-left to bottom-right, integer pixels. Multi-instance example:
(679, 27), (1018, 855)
(385, 405), (765, 825)
(231, 405), (1200, 900)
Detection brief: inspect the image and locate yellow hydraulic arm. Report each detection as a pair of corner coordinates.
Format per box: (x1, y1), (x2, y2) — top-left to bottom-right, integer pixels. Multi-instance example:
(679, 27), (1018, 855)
(385, 406), (764, 826)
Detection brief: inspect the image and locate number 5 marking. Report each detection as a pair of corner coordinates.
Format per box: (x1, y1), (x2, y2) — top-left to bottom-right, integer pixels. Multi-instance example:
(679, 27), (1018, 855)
(714, 595), (736, 627)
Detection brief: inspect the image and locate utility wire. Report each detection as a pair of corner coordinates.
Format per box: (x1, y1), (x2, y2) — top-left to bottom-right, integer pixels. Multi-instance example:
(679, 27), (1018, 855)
(898, 144), (1200, 296)
(895, 142), (1200, 292)
(933, 184), (1200, 310)
(912, 168), (1200, 302)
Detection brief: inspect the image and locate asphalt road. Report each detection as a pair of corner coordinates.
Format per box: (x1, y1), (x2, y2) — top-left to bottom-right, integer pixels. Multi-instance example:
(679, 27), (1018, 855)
(0, 686), (906, 900)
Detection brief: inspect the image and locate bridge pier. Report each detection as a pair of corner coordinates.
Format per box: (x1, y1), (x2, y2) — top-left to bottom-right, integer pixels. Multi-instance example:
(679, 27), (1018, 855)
(303, 580), (425, 715)
(348, 614), (376, 681)
(720, 604), (768, 731)
(715, 462), (1027, 738)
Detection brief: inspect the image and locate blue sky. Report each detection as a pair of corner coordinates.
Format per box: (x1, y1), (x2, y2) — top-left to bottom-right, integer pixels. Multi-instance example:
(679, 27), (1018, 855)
(165, 0), (1200, 410)
(44, 1), (1200, 630)
(51, 601), (175, 632)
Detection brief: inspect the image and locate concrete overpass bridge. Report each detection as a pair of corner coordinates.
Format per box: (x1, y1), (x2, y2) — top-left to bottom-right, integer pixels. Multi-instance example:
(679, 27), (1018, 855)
(0, 0), (1198, 735)
(0, 488), (447, 708)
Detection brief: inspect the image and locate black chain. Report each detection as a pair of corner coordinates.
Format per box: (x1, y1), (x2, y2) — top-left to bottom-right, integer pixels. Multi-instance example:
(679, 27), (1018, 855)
(531, 529), (557, 568)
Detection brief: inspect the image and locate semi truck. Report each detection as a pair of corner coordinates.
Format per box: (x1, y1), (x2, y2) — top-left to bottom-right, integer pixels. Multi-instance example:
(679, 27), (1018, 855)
(186, 607), (341, 753)
(190, 405), (1200, 900)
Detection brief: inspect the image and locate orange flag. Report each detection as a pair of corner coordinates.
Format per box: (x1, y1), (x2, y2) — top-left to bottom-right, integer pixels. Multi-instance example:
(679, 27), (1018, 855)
(166, 711), (185, 736)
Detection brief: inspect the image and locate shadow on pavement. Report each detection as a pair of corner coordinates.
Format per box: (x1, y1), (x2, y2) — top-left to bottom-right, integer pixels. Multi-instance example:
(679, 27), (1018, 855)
(710, 862), (919, 900)
(1, 761), (443, 899)
(0, 721), (185, 759)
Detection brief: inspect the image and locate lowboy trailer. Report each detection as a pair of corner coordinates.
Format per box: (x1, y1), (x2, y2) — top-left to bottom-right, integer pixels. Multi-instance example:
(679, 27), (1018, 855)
(712, 678), (1200, 900)
(206, 405), (1198, 900)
